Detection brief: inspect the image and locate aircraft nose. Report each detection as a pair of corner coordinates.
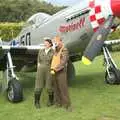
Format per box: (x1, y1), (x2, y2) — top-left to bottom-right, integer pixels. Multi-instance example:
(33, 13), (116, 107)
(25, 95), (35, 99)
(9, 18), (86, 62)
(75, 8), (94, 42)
(111, 0), (120, 17)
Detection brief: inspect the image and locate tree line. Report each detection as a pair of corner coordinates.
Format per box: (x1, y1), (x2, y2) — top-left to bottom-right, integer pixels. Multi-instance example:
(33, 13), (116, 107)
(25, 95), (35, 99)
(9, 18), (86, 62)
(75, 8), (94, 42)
(0, 0), (65, 22)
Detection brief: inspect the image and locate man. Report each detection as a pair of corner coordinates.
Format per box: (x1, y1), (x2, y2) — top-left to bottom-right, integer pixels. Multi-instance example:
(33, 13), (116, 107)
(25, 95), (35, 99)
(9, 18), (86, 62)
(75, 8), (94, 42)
(35, 38), (54, 109)
(51, 36), (71, 111)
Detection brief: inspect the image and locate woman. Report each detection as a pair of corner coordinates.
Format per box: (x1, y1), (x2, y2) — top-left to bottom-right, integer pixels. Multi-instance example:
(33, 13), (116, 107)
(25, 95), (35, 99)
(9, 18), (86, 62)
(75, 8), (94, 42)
(34, 38), (54, 109)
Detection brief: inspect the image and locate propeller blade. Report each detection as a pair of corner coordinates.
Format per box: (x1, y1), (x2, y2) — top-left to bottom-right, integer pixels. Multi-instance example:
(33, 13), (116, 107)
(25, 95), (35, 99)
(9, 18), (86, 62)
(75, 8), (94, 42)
(82, 15), (114, 65)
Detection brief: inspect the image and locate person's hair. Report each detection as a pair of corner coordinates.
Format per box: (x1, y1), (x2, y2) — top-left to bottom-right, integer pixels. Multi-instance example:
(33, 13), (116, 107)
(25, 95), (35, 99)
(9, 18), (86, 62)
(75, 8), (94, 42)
(45, 39), (53, 46)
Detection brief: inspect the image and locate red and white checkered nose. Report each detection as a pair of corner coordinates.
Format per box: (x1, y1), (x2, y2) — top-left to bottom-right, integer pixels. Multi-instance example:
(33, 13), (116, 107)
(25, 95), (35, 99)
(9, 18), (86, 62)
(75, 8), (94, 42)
(89, 0), (105, 32)
(111, 0), (120, 17)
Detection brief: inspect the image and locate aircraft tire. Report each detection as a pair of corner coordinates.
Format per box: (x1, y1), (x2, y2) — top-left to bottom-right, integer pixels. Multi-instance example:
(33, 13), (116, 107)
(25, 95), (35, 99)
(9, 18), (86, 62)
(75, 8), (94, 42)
(105, 69), (120, 84)
(7, 78), (23, 102)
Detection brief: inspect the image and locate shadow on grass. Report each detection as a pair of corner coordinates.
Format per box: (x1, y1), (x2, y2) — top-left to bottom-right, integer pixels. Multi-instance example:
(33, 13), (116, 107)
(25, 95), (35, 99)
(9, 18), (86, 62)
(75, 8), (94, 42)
(17, 72), (35, 90)
(18, 71), (106, 92)
(69, 72), (105, 89)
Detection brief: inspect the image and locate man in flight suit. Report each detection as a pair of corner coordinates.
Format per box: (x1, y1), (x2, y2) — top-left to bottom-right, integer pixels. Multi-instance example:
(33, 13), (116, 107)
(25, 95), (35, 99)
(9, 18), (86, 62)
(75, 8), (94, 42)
(51, 36), (71, 111)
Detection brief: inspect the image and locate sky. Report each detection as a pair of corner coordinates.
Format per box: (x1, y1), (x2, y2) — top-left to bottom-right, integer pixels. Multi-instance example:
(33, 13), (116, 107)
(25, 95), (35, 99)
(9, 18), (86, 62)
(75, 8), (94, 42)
(44, 0), (80, 6)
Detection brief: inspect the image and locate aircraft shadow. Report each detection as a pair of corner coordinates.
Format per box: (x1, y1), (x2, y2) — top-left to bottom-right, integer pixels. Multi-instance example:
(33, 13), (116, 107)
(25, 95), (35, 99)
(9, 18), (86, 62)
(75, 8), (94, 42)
(17, 72), (35, 90)
(19, 72), (105, 90)
(69, 72), (105, 89)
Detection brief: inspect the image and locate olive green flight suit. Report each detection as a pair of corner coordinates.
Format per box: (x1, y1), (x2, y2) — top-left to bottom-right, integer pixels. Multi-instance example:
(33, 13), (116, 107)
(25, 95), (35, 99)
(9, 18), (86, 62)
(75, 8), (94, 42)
(35, 48), (54, 92)
(53, 47), (71, 108)
(34, 48), (54, 108)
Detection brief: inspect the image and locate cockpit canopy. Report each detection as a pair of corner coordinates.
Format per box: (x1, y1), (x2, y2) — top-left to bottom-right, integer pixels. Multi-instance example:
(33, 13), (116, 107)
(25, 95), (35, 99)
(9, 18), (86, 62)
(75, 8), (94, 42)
(27, 12), (51, 26)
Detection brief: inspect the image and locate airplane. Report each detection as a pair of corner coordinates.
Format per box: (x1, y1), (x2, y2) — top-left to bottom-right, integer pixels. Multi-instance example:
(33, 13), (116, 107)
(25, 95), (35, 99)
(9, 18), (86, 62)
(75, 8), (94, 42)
(0, 0), (120, 103)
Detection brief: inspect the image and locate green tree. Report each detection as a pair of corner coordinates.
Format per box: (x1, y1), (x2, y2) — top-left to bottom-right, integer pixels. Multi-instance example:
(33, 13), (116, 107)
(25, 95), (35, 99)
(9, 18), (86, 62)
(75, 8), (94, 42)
(0, 0), (64, 22)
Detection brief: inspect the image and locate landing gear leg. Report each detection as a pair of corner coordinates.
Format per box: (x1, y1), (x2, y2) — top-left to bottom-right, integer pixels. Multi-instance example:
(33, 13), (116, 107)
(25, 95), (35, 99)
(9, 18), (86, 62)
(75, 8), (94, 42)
(103, 46), (120, 84)
(2, 52), (23, 102)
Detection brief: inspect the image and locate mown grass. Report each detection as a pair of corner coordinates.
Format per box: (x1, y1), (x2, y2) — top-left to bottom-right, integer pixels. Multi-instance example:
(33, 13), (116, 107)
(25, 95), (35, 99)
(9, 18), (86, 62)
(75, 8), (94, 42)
(1, 52), (120, 120)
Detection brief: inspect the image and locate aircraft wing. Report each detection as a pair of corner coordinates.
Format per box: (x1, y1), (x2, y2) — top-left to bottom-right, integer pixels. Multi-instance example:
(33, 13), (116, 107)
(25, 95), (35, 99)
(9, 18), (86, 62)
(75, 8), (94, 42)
(104, 39), (120, 45)
(0, 44), (44, 50)
(0, 44), (44, 54)
(0, 44), (44, 57)
(0, 44), (45, 71)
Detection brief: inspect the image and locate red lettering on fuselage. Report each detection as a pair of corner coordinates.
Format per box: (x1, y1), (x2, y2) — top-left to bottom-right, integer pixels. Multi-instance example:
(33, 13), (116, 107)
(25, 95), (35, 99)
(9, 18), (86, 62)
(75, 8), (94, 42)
(59, 17), (85, 33)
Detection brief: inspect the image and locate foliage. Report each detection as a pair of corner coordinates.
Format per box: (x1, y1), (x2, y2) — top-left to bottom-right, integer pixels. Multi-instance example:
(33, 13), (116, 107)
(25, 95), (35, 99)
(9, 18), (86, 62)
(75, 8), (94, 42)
(108, 29), (120, 40)
(0, 22), (24, 41)
(0, 0), (64, 22)
(107, 29), (120, 51)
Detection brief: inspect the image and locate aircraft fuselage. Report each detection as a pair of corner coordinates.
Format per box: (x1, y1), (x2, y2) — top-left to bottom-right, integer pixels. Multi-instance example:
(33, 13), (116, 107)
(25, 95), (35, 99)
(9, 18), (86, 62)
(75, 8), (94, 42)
(13, 0), (116, 60)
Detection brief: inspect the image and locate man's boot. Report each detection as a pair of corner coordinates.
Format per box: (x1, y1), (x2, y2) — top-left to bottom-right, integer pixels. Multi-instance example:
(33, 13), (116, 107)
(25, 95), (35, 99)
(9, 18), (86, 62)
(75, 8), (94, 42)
(47, 92), (54, 106)
(34, 91), (41, 109)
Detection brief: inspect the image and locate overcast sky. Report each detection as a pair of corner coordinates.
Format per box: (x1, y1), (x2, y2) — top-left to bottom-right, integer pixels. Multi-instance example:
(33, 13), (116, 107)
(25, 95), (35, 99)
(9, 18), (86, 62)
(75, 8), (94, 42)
(44, 0), (80, 6)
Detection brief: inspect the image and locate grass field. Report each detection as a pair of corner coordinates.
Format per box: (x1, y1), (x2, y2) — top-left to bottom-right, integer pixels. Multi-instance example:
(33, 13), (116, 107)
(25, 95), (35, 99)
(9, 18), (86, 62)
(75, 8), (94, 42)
(1, 52), (120, 120)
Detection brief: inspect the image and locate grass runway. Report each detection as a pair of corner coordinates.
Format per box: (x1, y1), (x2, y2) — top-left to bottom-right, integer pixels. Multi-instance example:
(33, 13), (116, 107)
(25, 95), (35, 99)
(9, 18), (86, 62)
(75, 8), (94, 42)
(1, 52), (120, 120)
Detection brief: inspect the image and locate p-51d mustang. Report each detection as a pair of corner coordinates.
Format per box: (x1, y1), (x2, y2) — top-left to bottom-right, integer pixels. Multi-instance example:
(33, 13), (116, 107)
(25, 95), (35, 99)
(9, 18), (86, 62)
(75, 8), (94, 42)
(0, 0), (120, 102)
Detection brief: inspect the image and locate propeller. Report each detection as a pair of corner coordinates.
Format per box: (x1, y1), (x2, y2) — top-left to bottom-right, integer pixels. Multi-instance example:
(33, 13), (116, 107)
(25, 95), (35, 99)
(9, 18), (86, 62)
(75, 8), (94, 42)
(82, 15), (115, 65)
